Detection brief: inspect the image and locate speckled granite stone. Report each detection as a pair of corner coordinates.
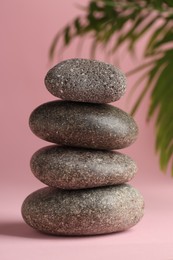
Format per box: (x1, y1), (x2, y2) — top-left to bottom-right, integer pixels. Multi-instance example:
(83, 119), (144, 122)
(44, 59), (126, 103)
(29, 101), (138, 150)
(30, 145), (137, 189)
(21, 184), (144, 236)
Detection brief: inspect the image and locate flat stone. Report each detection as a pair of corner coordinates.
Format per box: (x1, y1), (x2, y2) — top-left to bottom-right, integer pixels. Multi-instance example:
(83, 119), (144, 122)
(30, 145), (137, 189)
(21, 185), (144, 236)
(29, 101), (138, 150)
(44, 59), (126, 103)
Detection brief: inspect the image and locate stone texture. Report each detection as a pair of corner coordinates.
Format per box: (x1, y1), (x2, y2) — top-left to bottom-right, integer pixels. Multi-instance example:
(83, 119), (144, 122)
(30, 145), (137, 189)
(21, 185), (144, 236)
(44, 59), (126, 103)
(29, 101), (138, 150)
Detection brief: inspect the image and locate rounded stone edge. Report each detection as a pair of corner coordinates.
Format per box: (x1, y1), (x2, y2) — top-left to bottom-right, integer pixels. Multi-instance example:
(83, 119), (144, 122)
(28, 101), (139, 150)
(44, 58), (127, 103)
(30, 145), (138, 189)
(21, 185), (144, 236)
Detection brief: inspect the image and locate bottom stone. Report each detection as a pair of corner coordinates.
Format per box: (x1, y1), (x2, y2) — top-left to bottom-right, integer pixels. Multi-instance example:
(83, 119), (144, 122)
(21, 185), (144, 236)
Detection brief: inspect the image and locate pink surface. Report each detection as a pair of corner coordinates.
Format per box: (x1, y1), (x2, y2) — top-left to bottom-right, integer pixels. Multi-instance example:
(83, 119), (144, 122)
(1, 183), (173, 260)
(1, 1), (173, 259)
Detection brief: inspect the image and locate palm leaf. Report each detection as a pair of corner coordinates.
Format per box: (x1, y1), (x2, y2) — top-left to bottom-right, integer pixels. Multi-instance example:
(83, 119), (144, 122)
(147, 59), (173, 172)
(50, 0), (173, 175)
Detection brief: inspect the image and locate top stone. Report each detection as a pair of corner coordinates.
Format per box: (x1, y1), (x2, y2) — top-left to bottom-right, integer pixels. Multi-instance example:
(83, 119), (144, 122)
(44, 59), (126, 103)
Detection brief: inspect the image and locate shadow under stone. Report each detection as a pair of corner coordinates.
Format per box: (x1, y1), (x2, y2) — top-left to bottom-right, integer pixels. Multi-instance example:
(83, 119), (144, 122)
(0, 220), (131, 239)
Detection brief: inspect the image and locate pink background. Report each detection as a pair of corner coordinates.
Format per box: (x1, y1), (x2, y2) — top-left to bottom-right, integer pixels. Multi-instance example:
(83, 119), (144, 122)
(1, 1), (173, 259)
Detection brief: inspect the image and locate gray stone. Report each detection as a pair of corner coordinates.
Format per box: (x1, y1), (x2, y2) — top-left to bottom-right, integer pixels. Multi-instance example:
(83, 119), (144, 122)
(21, 185), (144, 236)
(30, 145), (137, 189)
(44, 59), (126, 103)
(29, 101), (138, 150)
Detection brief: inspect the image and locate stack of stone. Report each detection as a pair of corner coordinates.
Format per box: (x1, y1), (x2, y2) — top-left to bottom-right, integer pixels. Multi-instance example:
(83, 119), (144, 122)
(22, 59), (144, 236)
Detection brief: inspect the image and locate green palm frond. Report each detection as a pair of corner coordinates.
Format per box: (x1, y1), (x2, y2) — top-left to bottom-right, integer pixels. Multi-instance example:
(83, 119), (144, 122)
(50, 0), (173, 175)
